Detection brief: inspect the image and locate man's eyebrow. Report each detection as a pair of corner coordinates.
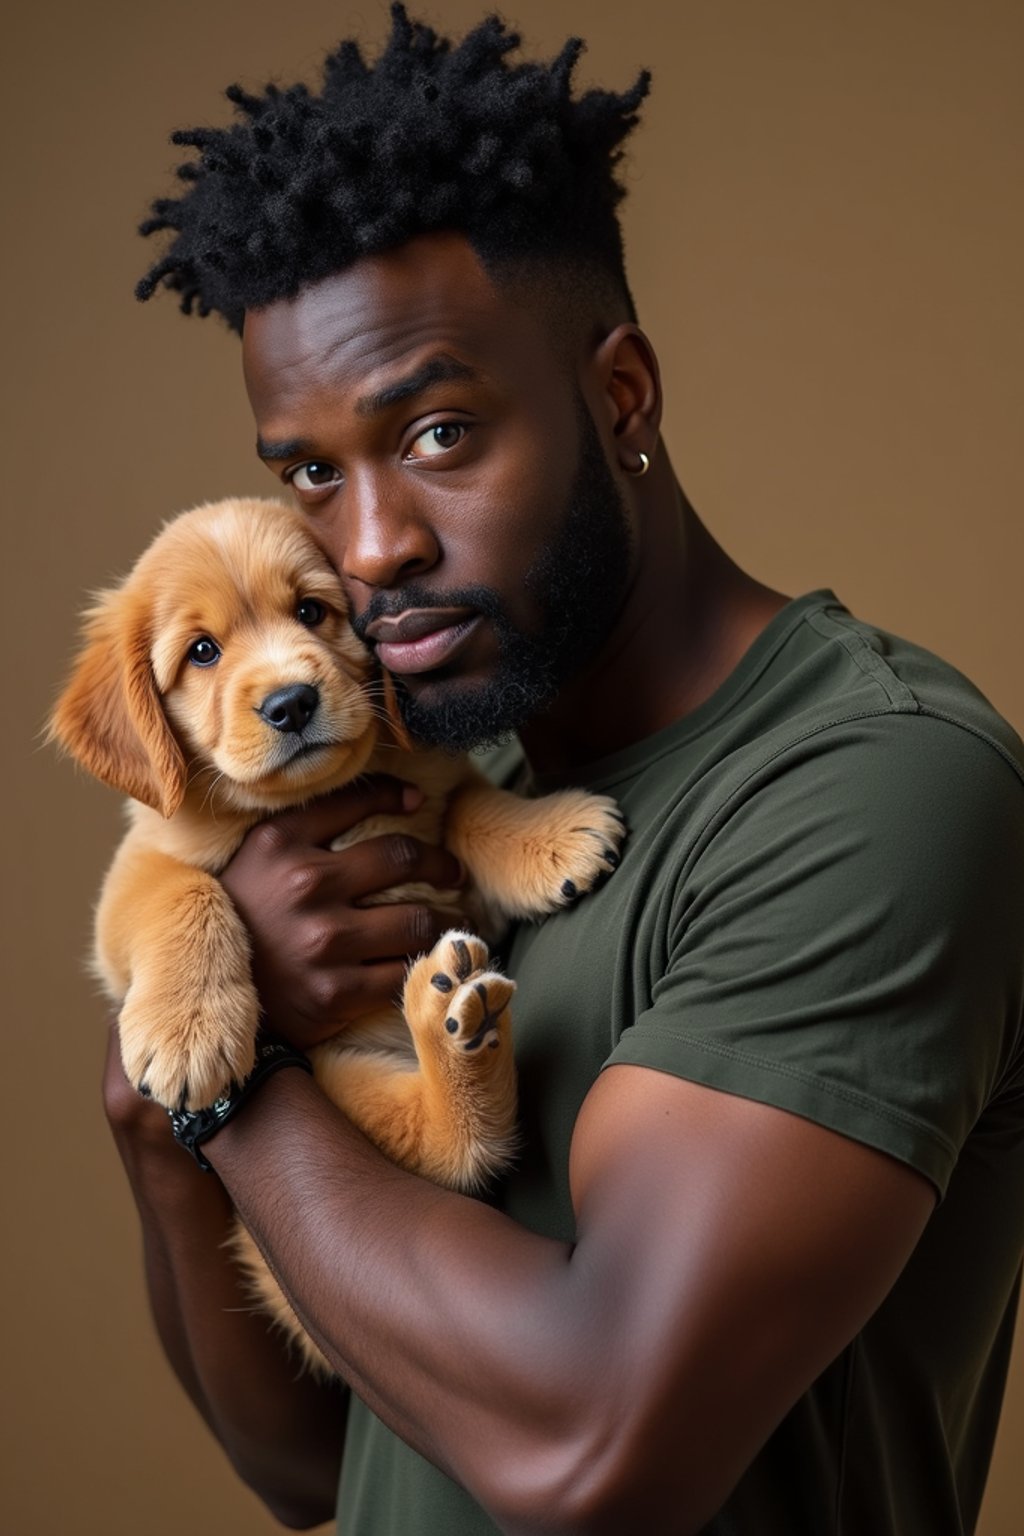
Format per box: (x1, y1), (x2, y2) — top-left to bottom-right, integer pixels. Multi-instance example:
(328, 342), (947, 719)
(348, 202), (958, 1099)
(354, 355), (479, 417)
(256, 435), (314, 462)
(255, 357), (481, 460)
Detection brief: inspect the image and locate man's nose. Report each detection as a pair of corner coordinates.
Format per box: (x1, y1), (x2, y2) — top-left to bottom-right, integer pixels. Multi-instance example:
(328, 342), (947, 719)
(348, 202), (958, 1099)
(341, 473), (440, 590)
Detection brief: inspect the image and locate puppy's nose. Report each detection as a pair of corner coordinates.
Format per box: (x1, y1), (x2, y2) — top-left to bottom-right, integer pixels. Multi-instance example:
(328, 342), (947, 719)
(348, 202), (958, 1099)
(257, 683), (320, 734)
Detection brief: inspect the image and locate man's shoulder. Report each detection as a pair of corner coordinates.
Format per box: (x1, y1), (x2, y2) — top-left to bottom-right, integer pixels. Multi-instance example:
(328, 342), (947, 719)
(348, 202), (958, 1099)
(471, 592), (1024, 824)
(799, 597), (1024, 787)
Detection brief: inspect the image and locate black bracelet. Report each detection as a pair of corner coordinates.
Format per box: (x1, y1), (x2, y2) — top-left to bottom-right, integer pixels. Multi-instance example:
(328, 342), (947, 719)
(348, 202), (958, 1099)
(167, 1030), (313, 1172)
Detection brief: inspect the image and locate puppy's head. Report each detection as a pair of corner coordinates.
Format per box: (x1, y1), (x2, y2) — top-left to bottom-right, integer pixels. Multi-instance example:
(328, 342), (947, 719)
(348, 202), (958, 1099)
(50, 498), (395, 817)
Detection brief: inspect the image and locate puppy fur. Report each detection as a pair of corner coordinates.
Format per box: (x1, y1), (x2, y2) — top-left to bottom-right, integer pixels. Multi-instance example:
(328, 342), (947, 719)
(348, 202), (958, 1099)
(51, 497), (624, 1372)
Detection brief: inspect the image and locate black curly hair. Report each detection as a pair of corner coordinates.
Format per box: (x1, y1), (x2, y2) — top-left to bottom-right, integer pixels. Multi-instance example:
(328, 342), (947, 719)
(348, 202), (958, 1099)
(136, 4), (650, 335)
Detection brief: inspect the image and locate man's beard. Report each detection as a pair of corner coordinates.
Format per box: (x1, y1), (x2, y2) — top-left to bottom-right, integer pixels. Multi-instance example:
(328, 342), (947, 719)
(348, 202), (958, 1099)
(353, 404), (634, 752)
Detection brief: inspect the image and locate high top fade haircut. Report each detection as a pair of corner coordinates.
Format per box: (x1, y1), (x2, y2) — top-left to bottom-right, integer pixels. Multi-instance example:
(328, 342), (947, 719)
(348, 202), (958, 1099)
(136, 4), (650, 339)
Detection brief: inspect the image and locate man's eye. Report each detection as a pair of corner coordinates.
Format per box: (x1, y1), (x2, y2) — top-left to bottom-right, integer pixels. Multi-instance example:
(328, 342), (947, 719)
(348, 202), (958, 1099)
(289, 462), (340, 492)
(187, 636), (221, 667)
(409, 423), (466, 458)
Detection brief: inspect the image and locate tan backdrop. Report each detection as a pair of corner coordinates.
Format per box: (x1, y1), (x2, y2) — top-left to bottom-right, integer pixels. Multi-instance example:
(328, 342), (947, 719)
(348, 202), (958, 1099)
(4, 1), (1021, 1531)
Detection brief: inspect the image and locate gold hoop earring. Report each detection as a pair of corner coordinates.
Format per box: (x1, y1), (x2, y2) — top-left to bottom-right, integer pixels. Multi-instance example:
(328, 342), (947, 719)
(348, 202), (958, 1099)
(628, 450), (651, 477)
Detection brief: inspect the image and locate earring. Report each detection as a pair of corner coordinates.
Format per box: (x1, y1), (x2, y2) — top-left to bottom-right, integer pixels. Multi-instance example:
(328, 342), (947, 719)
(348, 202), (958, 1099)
(627, 450), (651, 477)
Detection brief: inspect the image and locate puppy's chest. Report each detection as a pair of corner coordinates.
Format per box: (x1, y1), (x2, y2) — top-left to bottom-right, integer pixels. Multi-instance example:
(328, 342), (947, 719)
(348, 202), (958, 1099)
(127, 802), (257, 873)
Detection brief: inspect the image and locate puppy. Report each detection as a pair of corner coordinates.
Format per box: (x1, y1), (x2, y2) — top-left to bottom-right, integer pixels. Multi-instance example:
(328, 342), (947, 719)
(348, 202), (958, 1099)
(52, 496), (623, 1370)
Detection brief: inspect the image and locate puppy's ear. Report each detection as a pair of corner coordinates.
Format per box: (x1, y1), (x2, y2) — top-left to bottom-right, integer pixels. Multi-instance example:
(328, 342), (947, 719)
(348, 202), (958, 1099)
(380, 667), (414, 752)
(49, 589), (187, 818)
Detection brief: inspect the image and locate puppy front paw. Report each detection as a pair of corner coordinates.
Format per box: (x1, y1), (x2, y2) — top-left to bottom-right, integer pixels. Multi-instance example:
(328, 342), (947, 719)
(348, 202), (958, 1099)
(118, 976), (259, 1111)
(516, 791), (625, 915)
(548, 791), (625, 906)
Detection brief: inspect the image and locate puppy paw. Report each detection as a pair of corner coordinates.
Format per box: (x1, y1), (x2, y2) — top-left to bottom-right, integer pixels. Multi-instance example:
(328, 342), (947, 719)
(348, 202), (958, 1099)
(547, 791), (626, 905)
(119, 977), (259, 1111)
(516, 791), (626, 915)
(400, 930), (518, 1189)
(403, 931), (515, 1061)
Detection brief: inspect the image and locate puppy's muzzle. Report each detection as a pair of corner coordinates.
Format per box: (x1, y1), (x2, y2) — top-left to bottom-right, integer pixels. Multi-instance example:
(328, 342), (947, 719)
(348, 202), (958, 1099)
(256, 683), (320, 734)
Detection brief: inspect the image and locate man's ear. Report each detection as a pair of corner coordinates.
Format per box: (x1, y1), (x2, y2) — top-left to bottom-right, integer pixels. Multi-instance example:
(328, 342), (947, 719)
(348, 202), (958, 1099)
(379, 667), (414, 752)
(591, 322), (662, 469)
(49, 589), (187, 818)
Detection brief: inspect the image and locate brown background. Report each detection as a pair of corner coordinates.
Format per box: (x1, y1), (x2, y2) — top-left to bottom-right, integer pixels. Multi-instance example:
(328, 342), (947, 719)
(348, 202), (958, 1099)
(3, 1), (1021, 1531)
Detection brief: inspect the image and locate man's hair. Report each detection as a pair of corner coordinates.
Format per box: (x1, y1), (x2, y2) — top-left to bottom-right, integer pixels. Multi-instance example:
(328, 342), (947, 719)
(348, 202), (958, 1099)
(136, 4), (650, 334)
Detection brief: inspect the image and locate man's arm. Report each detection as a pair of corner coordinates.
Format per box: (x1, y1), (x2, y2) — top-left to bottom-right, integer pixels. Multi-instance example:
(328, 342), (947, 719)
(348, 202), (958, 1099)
(203, 740), (990, 1533)
(203, 1050), (934, 1536)
(104, 1033), (345, 1529)
(103, 777), (468, 1529)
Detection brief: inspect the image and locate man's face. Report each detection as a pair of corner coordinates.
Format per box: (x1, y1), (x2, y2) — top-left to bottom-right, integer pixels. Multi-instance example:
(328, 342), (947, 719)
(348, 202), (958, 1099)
(243, 234), (634, 750)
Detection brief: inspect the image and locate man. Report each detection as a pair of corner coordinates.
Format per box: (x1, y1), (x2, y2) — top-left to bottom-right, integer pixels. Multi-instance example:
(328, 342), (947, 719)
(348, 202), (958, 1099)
(114, 7), (1024, 1531)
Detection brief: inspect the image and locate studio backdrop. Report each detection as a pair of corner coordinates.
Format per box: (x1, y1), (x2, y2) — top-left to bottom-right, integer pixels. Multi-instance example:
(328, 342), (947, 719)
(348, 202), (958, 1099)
(3, 2), (1021, 1532)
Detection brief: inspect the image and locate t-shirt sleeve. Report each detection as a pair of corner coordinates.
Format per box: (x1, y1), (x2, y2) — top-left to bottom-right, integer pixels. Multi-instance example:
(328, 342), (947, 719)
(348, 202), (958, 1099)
(605, 712), (1024, 1196)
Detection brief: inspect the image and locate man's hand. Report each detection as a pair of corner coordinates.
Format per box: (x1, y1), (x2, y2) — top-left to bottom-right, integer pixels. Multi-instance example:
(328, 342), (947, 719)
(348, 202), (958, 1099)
(219, 775), (465, 1047)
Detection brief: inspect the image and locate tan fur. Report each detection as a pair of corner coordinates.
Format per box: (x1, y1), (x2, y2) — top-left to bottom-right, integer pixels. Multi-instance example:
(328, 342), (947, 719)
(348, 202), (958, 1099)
(51, 497), (624, 1373)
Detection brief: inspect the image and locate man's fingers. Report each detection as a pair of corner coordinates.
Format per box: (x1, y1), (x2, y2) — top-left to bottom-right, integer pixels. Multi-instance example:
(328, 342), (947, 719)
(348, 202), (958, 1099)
(253, 775), (423, 851)
(302, 902), (451, 970)
(249, 837), (463, 912)
(353, 901), (451, 961)
(339, 835), (464, 902)
(300, 960), (412, 1034)
(219, 772), (465, 1042)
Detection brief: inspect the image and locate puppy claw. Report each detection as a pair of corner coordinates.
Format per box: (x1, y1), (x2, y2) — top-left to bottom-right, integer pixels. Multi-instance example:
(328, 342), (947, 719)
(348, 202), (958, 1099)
(451, 938), (473, 981)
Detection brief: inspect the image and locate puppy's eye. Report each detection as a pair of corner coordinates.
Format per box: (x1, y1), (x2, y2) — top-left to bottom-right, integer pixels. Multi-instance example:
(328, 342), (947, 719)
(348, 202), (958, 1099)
(187, 637), (221, 667)
(297, 598), (327, 627)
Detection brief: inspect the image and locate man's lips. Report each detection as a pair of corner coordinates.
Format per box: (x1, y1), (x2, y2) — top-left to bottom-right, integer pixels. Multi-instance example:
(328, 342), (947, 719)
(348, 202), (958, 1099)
(365, 608), (482, 676)
(364, 607), (477, 644)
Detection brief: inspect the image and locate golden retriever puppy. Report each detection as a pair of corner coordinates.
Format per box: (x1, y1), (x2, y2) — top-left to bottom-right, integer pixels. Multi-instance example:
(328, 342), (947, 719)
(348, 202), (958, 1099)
(51, 496), (623, 1368)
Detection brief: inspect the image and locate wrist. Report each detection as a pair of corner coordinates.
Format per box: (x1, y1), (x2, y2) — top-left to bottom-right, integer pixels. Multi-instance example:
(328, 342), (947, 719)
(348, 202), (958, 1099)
(167, 1028), (313, 1171)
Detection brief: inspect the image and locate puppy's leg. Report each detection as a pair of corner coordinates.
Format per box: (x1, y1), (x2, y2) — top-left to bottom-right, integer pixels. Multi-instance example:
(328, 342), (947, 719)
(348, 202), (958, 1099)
(402, 931), (518, 1188)
(100, 848), (258, 1110)
(314, 933), (517, 1192)
(445, 778), (626, 919)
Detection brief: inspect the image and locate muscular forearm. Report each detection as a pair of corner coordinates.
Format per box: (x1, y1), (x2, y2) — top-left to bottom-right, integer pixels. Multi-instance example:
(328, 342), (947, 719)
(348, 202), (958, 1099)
(109, 1098), (345, 1529)
(205, 1072), (621, 1534)
(202, 1063), (936, 1536)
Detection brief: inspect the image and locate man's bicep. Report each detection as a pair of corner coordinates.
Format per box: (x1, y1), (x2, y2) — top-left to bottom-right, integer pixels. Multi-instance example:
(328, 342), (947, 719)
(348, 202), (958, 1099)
(566, 1063), (935, 1526)
(612, 715), (1024, 1196)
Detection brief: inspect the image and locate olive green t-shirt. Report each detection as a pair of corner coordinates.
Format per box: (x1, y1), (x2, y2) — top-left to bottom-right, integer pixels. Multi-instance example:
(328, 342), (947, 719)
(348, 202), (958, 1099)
(337, 591), (1024, 1535)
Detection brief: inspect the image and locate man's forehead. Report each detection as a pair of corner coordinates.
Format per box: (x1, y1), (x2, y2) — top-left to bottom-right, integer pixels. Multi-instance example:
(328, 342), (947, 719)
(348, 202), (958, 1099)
(242, 234), (535, 409)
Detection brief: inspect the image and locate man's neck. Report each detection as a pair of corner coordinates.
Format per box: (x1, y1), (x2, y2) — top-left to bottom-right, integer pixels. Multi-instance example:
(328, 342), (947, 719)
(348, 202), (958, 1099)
(518, 464), (789, 783)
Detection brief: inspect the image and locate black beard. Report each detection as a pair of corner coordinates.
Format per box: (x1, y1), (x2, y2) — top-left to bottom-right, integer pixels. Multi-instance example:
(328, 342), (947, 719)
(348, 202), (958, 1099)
(353, 404), (634, 753)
